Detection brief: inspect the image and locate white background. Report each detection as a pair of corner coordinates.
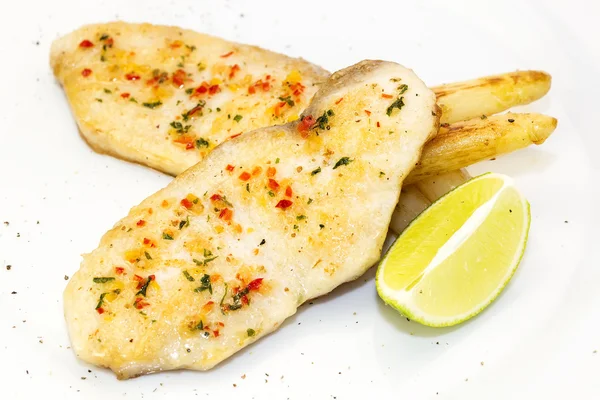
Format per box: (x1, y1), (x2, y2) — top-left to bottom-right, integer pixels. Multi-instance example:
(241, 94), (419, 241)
(0, 0), (599, 398)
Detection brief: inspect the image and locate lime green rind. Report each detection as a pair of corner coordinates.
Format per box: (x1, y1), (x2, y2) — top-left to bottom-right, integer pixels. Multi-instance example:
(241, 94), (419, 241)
(375, 173), (530, 328)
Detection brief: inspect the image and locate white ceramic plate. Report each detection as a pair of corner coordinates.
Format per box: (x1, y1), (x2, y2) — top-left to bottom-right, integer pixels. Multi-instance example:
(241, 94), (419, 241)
(1, 0), (598, 398)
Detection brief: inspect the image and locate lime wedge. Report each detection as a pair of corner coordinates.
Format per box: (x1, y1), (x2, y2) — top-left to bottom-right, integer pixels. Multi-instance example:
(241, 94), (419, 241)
(376, 173), (530, 327)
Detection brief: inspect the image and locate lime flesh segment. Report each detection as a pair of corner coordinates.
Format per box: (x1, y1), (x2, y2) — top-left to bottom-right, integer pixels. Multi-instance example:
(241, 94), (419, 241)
(376, 173), (530, 327)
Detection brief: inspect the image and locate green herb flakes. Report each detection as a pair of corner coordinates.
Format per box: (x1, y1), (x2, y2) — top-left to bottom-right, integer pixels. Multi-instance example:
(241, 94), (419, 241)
(386, 97), (405, 116)
(333, 157), (353, 169)
(183, 270), (195, 282)
(142, 101), (163, 109)
(93, 277), (115, 284)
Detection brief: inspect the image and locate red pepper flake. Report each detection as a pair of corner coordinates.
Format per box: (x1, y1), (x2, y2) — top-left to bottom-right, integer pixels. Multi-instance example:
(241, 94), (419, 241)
(217, 322), (225, 327)
(285, 186), (293, 197)
(268, 179), (280, 191)
(125, 73), (140, 81)
(252, 166), (262, 176)
(262, 81), (271, 91)
(220, 51), (234, 58)
(208, 84), (220, 95)
(229, 64), (240, 79)
(219, 208), (233, 221)
(96, 307), (105, 314)
(239, 171), (251, 181)
(120, 92), (130, 98)
(266, 167), (276, 177)
(289, 82), (305, 97)
(106, 37), (114, 47)
(134, 297), (149, 309)
(248, 86), (256, 95)
(247, 278), (263, 291)
(241, 295), (249, 306)
(149, 274), (156, 281)
(226, 164), (235, 172)
(172, 69), (187, 87)
(180, 198), (193, 209)
(79, 40), (94, 48)
(134, 275), (145, 289)
(229, 133), (242, 140)
(381, 94), (394, 99)
(185, 143), (194, 150)
(298, 115), (315, 137)
(81, 68), (92, 77)
(173, 136), (195, 149)
(376, 121), (381, 128)
(364, 110), (371, 116)
(169, 40), (183, 49)
(195, 84), (208, 95)
(188, 104), (203, 117)
(136, 220), (146, 227)
(115, 267), (125, 275)
(213, 330), (220, 337)
(210, 194), (223, 201)
(335, 97), (344, 105)
(275, 199), (292, 209)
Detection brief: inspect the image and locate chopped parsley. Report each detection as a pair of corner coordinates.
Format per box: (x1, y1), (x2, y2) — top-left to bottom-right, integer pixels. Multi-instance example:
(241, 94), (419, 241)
(136, 276), (154, 297)
(143, 101), (163, 109)
(259, 239), (266, 246)
(397, 84), (408, 94)
(183, 270), (195, 282)
(195, 138), (210, 148)
(297, 215), (307, 220)
(95, 292), (108, 310)
(379, 171), (386, 177)
(307, 198), (313, 204)
(179, 217), (190, 230)
(247, 328), (256, 337)
(93, 277), (115, 284)
(194, 274), (213, 294)
(278, 96), (295, 106)
(314, 109), (334, 130)
(319, 224), (325, 229)
(195, 320), (204, 330)
(162, 232), (174, 240)
(197, 62), (206, 71)
(386, 97), (405, 116)
(185, 88), (194, 94)
(233, 114), (243, 123)
(275, 158), (280, 164)
(267, 190), (275, 197)
(129, 97), (138, 103)
(170, 121), (191, 134)
(95, 98), (103, 102)
(333, 157), (353, 169)
(103, 88), (112, 94)
(144, 251), (152, 260)
(246, 183), (250, 192)
(99, 34), (109, 41)
(186, 44), (197, 52)
(311, 167), (321, 175)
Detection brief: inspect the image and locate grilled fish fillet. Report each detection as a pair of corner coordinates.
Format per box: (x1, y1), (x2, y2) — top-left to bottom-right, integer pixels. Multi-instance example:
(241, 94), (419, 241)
(50, 22), (329, 176)
(64, 60), (440, 378)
